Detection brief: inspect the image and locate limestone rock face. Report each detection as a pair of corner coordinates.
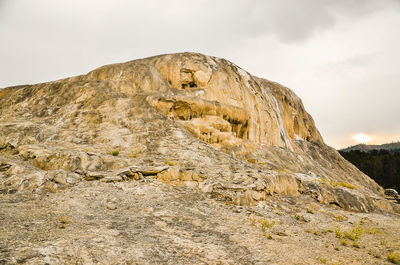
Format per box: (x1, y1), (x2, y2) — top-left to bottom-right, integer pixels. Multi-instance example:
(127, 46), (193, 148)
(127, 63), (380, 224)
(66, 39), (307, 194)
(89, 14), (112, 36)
(2, 52), (400, 264)
(85, 53), (323, 149)
(0, 52), (396, 213)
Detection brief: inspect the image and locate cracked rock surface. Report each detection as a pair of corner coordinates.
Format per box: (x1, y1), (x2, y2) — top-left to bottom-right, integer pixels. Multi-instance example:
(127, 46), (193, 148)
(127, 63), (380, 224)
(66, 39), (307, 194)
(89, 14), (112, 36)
(0, 52), (399, 264)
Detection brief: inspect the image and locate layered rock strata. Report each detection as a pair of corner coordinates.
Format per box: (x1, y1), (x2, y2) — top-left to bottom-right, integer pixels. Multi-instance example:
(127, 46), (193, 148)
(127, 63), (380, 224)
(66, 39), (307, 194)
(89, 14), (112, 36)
(0, 52), (397, 213)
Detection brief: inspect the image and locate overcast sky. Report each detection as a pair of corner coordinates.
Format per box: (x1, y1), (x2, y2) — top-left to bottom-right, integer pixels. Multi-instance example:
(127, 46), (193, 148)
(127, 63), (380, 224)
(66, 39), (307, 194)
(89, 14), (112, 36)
(1, 0), (399, 148)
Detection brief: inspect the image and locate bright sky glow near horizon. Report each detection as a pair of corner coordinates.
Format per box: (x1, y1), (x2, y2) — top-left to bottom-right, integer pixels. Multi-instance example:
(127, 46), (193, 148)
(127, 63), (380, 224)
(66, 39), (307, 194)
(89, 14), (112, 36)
(353, 133), (371, 144)
(1, 0), (399, 149)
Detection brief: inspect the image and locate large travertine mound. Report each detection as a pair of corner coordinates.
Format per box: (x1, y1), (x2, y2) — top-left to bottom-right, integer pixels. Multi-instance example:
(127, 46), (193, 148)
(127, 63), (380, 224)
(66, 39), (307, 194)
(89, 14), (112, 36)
(0, 52), (397, 214)
(1, 52), (400, 264)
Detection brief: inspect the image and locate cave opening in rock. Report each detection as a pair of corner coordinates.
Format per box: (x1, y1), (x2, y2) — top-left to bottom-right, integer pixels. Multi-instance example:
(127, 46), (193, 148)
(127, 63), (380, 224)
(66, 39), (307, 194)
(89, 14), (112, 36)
(181, 82), (197, 89)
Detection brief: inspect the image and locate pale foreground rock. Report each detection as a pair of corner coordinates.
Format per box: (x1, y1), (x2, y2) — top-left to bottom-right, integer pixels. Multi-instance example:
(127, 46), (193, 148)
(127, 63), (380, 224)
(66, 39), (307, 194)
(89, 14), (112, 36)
(0, 52), (399, 264)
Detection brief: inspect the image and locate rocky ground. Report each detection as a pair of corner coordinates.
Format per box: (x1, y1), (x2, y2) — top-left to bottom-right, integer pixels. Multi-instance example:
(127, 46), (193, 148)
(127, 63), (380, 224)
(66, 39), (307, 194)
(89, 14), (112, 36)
(1, 178), (399, 265)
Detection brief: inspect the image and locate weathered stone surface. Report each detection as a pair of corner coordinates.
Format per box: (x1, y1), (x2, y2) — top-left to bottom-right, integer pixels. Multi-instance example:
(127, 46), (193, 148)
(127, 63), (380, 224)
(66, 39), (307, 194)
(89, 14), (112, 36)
(0, 52), (399, 264)
(0, 52), (396, 211)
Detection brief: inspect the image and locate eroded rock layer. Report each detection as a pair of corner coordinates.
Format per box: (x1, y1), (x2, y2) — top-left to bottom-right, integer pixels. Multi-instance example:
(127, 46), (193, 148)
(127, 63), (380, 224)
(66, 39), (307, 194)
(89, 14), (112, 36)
(0, 52), (397, 213)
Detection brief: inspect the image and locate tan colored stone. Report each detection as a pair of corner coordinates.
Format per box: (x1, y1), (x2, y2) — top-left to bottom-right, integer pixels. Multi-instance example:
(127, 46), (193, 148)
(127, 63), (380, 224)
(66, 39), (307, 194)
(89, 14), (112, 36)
(0, 52), (390, 213)
(0, 52), (399, 264)
(193, 70), (211, 87)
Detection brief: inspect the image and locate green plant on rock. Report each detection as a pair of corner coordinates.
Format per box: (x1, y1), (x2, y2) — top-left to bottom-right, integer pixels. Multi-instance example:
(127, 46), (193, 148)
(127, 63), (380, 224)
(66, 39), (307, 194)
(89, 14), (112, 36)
(387, 252), (400, 264)
(295, 214), (302, 221)
(128, 150), (140, 158)
(365, 227), (379, 234)
(258, 218), (274, 234)
(335, 221), (369, 241)
(344, 222), (365, 241)
(109, 150), (119, 156)
(335, 227), (343, 238)
(368, 250), (381, 259)
(166, 160), (176, 166)
(352, 241), (360, 249)
(250, 216), (257, 226)
(313, 230), (321, 236)
(250, 216), (275, 237)
(329, 181), (357, 189)
(306, 206), (314, 214)
(340, 239), (348, 246)
(58, 216), (69, 229)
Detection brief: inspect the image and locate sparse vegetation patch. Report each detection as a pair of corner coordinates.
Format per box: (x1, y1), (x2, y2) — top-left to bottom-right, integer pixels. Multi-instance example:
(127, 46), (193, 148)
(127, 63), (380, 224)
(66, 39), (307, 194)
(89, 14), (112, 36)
(330, 181), (357, 189)
(109, 150), (119, 156)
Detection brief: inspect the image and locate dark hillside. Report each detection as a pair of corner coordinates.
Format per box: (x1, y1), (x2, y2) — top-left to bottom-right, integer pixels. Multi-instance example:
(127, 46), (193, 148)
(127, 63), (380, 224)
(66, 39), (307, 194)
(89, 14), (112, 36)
(339, 148), (400, 190)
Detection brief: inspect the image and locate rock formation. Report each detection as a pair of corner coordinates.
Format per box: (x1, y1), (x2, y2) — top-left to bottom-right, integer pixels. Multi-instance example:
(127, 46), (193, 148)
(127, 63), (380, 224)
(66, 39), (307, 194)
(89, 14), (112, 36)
(0, 53), (399, 264)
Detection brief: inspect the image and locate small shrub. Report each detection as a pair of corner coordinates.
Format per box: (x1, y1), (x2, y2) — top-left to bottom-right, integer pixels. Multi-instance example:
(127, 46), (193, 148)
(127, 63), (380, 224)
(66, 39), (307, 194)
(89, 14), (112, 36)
(250, 216), (257, 226)
(224, 201), (234, 206)
(344, 231), (357, 241)
(128, 151), (140, 158)
(313, 230), (321, 236)
(334, 247), (340, 251)
(258, 219), (274, 233)
(336, 222), (365, 241)
(330, 181), (357, 189)
(306, 206), (314, 214)
(365, 227), (379, 234)
(250, 217), (274, 236)
(352, 241), (360, 249)
(247, 158), (257, 164)
(109, 150), (119, 156)
(387, 252), (400, 264)
(60, 216), (69, 224)
(340, 239), (348, 246)
(347, 223), (365, 240)
(338, 181), (357, 189)
(58, 216), (69, 229)
(166, 160), (176, 166)
(318, 257), (327, 264)
(335, 227), (343, 238)
(368, 250), (382, 259)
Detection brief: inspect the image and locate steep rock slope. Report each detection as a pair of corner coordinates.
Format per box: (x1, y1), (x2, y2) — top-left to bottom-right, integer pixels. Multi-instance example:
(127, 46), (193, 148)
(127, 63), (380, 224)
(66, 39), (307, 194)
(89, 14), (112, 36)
(2, 52), (400, 264)
(0, 52), (396, 213)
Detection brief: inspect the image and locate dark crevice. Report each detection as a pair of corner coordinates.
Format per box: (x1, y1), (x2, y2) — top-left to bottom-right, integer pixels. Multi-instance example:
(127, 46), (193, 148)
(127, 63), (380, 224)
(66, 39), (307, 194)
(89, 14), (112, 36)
(181, 82), (197, 89)
(329, 201), (342, 208)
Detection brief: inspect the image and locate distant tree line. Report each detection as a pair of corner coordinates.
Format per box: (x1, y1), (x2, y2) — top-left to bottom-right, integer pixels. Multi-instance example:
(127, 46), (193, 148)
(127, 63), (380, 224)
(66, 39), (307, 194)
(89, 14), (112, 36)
(339, 149), (400, 190)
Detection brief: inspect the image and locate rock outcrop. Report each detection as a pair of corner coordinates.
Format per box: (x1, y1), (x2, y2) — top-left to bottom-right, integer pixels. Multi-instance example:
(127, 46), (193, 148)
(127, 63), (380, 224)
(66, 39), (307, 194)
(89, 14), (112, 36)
(0, 52), (396, 212)
(1, 52), (400, 264)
